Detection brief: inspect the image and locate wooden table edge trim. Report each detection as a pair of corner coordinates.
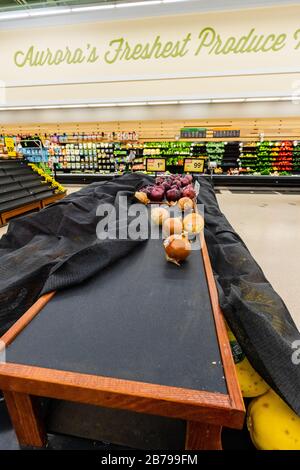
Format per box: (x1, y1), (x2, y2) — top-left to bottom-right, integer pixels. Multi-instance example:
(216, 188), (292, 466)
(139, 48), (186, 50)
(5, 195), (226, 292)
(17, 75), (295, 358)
(200, 231), (245, 421)
(1, 292), (56, 347)
(0, 362), (243, 429)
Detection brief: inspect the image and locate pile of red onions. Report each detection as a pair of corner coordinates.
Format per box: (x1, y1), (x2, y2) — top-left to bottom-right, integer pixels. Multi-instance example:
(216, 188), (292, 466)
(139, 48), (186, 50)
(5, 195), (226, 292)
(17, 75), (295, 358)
(139, 174), (195, 203)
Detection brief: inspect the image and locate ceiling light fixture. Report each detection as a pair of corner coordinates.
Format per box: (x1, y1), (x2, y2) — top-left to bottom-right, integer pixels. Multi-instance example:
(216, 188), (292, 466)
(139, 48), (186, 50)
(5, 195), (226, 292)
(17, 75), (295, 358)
(88, 103), (118, 107)
(245, 97), (281, 102)
(71, 5), (115, 13)
(0, 12), (29, 20)
(211, 98), (245, 103)
(163, 0), (190, 3)
(148, 100), (179, 105)
(116, 1), (162, 8)
(118, 102), (147, 106)
(178, 99), (211, 104)
(0, 96), (297, 111)
(29, 8), (71, 17)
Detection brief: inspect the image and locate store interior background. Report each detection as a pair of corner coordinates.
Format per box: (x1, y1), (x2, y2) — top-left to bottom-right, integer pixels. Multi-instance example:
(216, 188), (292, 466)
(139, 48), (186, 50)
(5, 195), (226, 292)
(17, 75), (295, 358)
(0, 0), (300, 330)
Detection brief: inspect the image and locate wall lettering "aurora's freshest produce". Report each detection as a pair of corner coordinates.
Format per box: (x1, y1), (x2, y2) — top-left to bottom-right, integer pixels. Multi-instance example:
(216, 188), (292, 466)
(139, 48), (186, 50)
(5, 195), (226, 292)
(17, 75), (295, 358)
(13, 26), (300, 68)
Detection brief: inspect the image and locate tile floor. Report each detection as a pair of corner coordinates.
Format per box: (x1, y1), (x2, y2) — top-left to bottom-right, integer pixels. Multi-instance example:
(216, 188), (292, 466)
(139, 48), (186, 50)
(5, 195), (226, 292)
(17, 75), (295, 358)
(217, 190), (300, 330)
(0, 185), (299, 330)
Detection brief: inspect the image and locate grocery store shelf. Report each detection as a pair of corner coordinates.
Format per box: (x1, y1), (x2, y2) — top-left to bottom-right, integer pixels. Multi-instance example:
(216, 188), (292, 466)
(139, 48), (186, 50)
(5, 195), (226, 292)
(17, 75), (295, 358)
(0, 159), (66, 227)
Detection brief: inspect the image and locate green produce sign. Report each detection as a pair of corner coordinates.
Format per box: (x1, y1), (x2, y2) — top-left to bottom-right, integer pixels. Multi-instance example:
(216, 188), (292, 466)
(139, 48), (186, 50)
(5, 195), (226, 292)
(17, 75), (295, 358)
(13, 27), (300, 68)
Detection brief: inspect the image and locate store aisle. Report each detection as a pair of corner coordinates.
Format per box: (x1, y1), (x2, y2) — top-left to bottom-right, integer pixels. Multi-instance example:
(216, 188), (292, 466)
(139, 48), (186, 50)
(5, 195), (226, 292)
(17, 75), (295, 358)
(217, 190), (300, 330)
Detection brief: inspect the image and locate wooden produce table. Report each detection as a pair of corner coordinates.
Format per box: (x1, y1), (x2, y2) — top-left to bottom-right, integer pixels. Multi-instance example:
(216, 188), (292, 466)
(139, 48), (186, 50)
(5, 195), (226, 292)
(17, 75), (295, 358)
(0, 231), (245, 449)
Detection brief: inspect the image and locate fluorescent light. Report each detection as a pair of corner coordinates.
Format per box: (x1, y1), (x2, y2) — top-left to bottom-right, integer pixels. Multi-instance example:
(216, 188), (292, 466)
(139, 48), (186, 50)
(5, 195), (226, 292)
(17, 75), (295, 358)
(34, 105), (62, 109)
(29, 8), (71, 17)
(57, 104), (88, 108)
(0, 12), (29, 20)
(71, 5), (115, 13)
(148, 101), (179, 105)
(0, 0), (192, 21)
(163, 0), (189, 3)
(0, 106), (35, 110)
(88, 103), (118, 107)
(280, 97), (294, 101)
(116, 1), (162, 8)
(118, 102), (147, 106)
(212, 98), (245, 103)
(245, 97), (280, 102)
(179, 99), (211, 104)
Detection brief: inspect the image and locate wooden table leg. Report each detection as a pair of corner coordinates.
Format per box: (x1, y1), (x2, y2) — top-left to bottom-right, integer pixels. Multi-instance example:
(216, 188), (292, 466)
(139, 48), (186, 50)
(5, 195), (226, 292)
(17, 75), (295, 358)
(3, 391), (47, 448)
(185, 421), (222, 450)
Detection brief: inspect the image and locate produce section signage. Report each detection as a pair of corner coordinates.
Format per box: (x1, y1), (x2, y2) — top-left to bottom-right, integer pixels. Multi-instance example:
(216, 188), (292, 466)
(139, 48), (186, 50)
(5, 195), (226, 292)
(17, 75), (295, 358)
(1, 6), (300, 85)
(213, 129), (240, 138)
(5, 137), (16, 157)
(184, 158), (205, 173)
(180, 128), (206, 139)
(146, 158), (166, 173)
(1, 5), (300, 104)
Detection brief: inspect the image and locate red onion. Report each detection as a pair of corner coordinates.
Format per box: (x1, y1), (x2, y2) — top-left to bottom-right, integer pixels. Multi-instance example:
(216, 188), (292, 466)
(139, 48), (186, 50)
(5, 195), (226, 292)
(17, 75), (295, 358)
(150, 186), (165, 202)
(166, 187), (181, 202)
(155, 176), (165, 185)
(181, 176), (191, 187)
(162, 182), (171, 191)
(182, 185), (196, 199)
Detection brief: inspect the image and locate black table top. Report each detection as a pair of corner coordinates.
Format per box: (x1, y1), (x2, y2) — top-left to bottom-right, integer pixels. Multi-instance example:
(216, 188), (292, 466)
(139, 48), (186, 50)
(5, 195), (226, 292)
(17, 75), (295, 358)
(7, 220), (227, 395)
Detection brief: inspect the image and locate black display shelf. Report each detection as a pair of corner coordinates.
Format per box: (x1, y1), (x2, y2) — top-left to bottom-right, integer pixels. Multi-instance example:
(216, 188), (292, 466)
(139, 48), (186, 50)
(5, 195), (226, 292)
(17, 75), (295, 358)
(0, 159), (64, 226)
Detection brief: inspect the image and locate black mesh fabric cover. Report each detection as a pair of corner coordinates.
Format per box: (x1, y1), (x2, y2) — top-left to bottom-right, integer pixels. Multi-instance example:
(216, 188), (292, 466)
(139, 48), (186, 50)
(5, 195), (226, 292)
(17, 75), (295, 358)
(198, 176), (300, 416)
(0, 173), (299, 414)
(0, 174), (150, 334)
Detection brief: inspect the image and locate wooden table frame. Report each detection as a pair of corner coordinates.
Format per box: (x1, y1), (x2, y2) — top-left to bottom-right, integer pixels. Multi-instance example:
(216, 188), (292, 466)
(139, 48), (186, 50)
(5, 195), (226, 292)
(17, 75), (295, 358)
(0, 237), (245, 450)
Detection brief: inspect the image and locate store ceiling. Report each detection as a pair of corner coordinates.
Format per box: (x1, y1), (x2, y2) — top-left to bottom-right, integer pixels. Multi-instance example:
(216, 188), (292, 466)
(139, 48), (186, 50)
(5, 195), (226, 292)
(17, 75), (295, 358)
(0, 1), (131, 13)
(1, 0), (298, 13)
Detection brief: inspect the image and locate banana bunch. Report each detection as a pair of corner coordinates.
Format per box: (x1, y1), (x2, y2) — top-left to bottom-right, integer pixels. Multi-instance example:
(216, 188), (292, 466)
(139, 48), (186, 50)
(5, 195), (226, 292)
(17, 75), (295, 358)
(29, 163), (66, 194)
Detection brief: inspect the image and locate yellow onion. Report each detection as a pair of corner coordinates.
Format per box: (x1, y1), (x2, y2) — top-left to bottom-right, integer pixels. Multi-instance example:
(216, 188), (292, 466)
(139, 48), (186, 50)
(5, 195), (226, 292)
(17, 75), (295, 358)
(162, 217), (183, 237)
(134, 191), (149, 205)
(163, 234), (191, 266)
(183, 212), (204, 234)
(151, 207), (169, 226)
(178, 197), (194, 211)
